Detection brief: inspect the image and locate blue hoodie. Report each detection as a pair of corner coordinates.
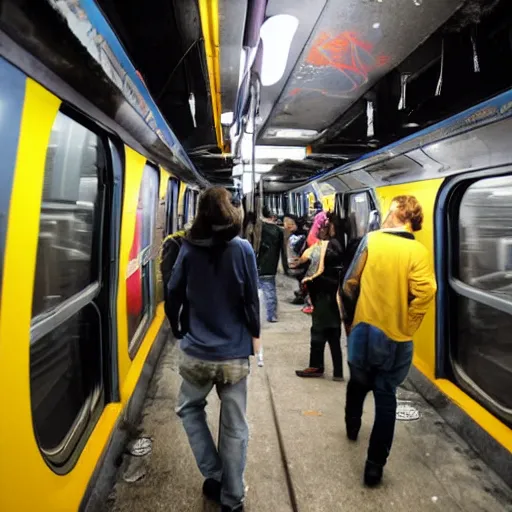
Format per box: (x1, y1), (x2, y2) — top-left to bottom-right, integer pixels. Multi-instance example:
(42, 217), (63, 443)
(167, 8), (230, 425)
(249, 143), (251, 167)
(167, 232), (260, 361)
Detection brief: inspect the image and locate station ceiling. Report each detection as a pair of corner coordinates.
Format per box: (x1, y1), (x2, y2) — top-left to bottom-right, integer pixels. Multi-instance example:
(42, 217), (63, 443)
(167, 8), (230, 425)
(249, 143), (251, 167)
(91, 0), (510, 188)
(5, 0), (507, 189)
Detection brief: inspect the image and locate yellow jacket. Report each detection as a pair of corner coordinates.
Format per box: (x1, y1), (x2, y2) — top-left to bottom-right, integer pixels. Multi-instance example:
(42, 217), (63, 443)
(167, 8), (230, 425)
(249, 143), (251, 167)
(342, 228), (437, 342)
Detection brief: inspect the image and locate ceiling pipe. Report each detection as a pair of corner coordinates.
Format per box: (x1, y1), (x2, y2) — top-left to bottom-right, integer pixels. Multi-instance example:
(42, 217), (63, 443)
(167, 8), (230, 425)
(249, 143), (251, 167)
(230, 0), (267, 156)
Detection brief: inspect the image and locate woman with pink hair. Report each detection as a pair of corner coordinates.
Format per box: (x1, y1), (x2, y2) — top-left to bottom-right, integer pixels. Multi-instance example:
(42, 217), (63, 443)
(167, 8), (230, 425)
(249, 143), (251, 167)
(306, 211), (328, 248)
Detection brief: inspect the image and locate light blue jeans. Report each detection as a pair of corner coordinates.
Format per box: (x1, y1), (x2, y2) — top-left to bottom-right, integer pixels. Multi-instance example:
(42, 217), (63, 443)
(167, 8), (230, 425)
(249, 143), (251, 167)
(176, 375), (249, 508)
(259, 275), (277, 321)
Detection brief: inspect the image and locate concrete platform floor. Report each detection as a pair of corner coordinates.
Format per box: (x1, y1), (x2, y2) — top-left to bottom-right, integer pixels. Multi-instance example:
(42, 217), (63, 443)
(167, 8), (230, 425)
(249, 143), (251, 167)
(107, 277), (512, 512)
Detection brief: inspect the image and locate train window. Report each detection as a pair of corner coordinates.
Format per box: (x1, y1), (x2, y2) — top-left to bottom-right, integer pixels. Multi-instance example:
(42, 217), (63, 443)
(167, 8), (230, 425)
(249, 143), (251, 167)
(184, 189), (196, 225)
(165, 178), (179, 235)
(31, 303), (102, 457)
(30, 112), (108, 467)
(459, 176), (512, 300)
(32, 113), (103, 318)
(348, 192), (371, 239)
(126, 165), (159, 356)
(282, 194), (289, 215)
(451, 174), (512, 424)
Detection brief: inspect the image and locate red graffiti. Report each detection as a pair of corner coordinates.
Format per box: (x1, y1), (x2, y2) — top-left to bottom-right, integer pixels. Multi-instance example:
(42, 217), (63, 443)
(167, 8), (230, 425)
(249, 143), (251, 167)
(302, 31), (390, 93)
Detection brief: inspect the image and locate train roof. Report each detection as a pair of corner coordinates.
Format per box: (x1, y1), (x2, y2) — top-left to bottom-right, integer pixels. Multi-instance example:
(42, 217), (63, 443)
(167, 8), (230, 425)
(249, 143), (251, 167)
(278, 86), (512, 194)
(0, 0), (208, 186)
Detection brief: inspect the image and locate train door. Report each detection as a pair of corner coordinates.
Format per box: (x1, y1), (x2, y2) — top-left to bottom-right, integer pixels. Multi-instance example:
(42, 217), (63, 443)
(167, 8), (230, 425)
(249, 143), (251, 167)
(165, 177), (179, 235)
(440, 171), (512, 427)
(183, 188), (197, 225)
(29, 110), (117, 471)
(336, 189), (380, 247)
(282, 194), (289, 215)
(126, 164), (159, 358)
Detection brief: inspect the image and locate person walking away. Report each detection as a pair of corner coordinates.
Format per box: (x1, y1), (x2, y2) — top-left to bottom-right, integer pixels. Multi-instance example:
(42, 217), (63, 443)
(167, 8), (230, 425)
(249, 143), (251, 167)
(167, 187), (260, 512)
(341, 195), (437, 487)
(296, 213), (345, 380)
(257, 206), (286, 322)
(160, 221), (194, 304)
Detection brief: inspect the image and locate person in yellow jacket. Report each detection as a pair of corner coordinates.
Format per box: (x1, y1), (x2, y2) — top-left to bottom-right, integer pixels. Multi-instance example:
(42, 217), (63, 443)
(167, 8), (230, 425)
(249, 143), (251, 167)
(340, 195), (437, 487)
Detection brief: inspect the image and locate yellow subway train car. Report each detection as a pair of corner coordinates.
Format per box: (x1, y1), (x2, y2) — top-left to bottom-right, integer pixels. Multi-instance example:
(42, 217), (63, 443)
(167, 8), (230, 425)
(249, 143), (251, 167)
(278, 90), (512, 487)
(0, 52), (200, 512)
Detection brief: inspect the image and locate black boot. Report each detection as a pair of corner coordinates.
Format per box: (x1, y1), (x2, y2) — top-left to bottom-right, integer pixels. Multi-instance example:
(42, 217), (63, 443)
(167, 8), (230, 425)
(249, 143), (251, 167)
(202, 478), (221, 503)
(364, 460), (383, 487)
(221, 505), (244, 512)
(345, 417), (361, 441)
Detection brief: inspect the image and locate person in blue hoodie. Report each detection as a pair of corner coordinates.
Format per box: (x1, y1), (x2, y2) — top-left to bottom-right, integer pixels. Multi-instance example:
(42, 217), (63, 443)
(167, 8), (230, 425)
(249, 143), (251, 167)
(167, 187), (260, 512)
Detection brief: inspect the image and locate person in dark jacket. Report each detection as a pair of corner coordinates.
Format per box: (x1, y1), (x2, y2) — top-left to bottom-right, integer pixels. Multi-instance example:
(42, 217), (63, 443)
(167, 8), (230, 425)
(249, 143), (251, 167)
(257, 206), (287, 322)
(296, 213), (346, 380)
(168, 187), (260, 512)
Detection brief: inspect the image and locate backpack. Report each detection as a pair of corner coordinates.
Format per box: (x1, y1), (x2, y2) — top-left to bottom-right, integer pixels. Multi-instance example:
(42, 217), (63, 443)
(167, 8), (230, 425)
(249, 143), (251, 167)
(160, 231), (186, 301)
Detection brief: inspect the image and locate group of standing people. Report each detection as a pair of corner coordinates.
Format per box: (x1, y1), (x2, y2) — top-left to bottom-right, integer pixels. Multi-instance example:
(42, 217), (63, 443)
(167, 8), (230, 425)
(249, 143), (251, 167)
(162, 187), (437, 510)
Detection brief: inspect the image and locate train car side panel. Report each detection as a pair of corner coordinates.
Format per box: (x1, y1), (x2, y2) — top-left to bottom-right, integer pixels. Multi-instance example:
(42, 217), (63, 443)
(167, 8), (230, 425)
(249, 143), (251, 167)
(117, 147), (147, 393)
(0, 78), (122, 512)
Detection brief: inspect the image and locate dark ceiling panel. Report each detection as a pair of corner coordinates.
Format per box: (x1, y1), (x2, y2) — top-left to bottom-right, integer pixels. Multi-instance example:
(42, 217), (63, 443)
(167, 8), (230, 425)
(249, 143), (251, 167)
(96, 0), (216, 151)
(257, 0), (328, 129)
(259, 0), (463, 143)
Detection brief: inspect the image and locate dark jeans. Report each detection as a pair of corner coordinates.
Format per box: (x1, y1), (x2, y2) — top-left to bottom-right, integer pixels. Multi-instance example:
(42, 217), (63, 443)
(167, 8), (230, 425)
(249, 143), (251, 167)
(309, 325), (343, 378)
(345, 323), (413, 466)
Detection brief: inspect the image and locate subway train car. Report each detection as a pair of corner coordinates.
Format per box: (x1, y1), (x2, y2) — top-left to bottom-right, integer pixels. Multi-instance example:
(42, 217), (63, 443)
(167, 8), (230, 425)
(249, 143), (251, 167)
(271, 89), (512, 486)
(0, 36), (202, 512)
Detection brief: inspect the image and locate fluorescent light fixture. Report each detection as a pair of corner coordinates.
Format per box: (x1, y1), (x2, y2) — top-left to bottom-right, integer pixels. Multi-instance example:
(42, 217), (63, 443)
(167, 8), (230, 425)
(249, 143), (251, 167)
(264, 128), (319, 140)
(260, 14), (299, 87)
(221, 111), (234, 125)
(255, 145), (306, 161)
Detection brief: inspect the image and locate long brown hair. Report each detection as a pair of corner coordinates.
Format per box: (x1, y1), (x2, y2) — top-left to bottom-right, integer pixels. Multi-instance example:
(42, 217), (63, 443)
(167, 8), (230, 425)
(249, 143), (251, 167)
(188, 186), (242, 240)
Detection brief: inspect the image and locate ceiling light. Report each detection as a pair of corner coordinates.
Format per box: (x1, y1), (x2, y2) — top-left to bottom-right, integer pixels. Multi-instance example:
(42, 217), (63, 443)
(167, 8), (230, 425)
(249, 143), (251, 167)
(221, 111), (234, 125)
(372, 22), (380, 29)
(264, 128), (319, 140)
(260, 14), (299, 87)
(255, 145), (306, 161)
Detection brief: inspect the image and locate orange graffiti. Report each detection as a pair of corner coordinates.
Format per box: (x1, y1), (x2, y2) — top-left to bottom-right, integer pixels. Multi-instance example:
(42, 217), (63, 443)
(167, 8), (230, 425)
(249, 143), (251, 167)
(302, 31), (389, 92)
